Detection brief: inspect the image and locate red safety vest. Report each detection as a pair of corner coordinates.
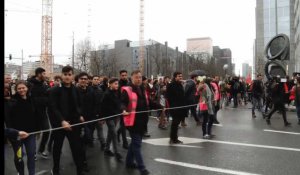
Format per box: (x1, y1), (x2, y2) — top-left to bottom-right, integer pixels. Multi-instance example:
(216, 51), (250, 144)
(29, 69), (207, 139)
(121, 86), (149, 127)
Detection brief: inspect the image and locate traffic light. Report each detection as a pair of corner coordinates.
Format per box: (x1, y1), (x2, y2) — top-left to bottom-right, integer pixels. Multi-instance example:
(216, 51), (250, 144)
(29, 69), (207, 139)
(9, 54), (12, 60)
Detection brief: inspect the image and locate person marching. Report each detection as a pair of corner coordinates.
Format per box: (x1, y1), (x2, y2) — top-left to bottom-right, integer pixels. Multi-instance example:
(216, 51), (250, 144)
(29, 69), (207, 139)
(48, 66), (85, 175)
(198, 77), (215, 139)
(166, 71), (187, 144)
(6, 81), (40, 175)
(101, 78), (123, 162)
(117, 70), (129, 149)
(121, 70), (162, 175)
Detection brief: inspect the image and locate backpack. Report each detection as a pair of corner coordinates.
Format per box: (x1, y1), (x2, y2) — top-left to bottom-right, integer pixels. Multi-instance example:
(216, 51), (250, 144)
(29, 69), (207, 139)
(233, 81), (240, 91)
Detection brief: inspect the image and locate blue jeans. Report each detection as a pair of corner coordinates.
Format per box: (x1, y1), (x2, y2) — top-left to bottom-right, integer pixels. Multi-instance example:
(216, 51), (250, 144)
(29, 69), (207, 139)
(252, 97), (263, 114)
(126, 132), (145, 171)
(10, 135), (36, 175)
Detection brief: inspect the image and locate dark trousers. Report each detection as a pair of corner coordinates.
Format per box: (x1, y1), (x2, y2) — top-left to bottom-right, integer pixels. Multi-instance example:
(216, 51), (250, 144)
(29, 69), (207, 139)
(201, 111), (213, 136)
(10, 135), (36, 175)
(188, 105), (199, 122)
(267, 103), (288, 124)
(117, 118), (128, 145)
(47, 131), (54, 152)
(126, 132), (145, 171)
(170, 115), (184, 141)
(38, 117), (50, 153)
(52, 127), (84, 174)
(233, 93), (238, 107)
(105, 119), (119, 153)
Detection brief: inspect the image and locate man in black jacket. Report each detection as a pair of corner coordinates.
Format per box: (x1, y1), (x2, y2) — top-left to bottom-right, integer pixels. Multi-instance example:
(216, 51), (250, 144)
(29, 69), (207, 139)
(49, 66), (85, 175)
(265, 77), (291, 126)
(28, 67), (50, 159)
(90, 75), (106, 149)
(121, 70), (162, 175)
(251, 74), (264, 118)
(117, 70), (129, 149)
(166, 71), (187, 144)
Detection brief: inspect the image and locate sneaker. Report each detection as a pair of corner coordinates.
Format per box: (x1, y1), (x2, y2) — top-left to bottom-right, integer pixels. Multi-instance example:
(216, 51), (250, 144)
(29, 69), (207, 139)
(181, 122), (187, 127)
(203, 135), (211, 139)
(51, 170), (60, 175)
(284, 122), (291, 127)
(143, 133), (151, 138)
(115, 153), (123, 162)
(140, 169), (150, 175)
(34, 153), (37, 161)
(104, 150), (115, 157)
(39, 151), (49, 159)
(100, 143), (106, 151)
(213, 120), (220, 124)
(126, 163), (138, 169)
(169, 139), (183, 144)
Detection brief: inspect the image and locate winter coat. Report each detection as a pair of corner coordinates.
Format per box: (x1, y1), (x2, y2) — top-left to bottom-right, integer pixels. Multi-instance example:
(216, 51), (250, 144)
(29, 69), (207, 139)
(6, 94), (40, 133)
(166, 80), (187, 118)
(76, 86), (97, 121)
(28, 77), (49, 120)
(48, 84), (81, 127)
(184, 79), (197, 105)
(101, 89), (122, 121)
(91, 85), (104, 117)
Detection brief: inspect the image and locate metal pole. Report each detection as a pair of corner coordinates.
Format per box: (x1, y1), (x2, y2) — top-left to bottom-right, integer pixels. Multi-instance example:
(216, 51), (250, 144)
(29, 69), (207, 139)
(21, 49), (23, 80)
(72, 31), (75, 68)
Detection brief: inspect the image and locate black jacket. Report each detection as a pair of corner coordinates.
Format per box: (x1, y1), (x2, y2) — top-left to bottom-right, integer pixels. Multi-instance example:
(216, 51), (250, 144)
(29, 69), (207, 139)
(121, 83), (162, 135)
(252, 80), (264, 98)
(77, 86), (97, 121)
(48, 84), (81, 127)
(6, 94), (40, 133)
(91, 85), (104, 117)
(28, 77), (49, 120)
(184, 79), (197, 105)
(166, 80), (186, 117)
(101, 89), (122, 121)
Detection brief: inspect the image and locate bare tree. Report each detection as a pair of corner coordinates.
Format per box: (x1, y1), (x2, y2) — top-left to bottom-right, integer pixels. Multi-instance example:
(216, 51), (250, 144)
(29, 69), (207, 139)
(74, 38), (91, 73)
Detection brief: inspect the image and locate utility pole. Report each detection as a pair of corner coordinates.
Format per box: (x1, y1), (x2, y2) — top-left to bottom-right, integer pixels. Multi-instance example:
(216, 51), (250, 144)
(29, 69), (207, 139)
(72, 31), (75, 68)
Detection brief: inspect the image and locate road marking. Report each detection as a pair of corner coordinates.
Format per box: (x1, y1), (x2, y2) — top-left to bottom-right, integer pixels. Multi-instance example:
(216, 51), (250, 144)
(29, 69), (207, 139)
(142, 137), (202, 148)
(144, 137), (300, 152)
(203, 139), (300, 152)
(155, 158), (261, 175)
(263, 129), (300, 135)
(35, 170), (48, 175)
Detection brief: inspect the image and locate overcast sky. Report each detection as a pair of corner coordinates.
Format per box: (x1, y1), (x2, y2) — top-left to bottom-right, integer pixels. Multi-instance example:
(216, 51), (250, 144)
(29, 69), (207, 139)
(5, 0), (256, 74)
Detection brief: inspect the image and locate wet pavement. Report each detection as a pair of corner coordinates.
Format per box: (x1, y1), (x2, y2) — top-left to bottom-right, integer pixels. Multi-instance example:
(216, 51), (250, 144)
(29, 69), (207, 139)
(4, 104), (300, 175)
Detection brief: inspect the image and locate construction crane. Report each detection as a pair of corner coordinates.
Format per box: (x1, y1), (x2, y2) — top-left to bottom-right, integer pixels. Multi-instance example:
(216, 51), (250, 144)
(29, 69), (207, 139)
(41, 0), (53, 77)
(139, 0), (145, 74)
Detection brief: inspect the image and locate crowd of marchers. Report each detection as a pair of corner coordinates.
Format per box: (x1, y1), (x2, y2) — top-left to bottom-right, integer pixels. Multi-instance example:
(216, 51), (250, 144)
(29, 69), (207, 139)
(4, 66), (300, 175)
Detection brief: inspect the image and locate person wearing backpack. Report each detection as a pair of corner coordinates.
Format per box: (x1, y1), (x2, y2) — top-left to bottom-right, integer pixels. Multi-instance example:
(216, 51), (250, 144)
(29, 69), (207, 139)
(250, 74), (264, 118)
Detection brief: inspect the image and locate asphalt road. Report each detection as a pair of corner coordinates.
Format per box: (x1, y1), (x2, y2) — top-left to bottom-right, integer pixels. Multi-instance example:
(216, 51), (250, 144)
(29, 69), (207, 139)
(4, 104), (300, 175)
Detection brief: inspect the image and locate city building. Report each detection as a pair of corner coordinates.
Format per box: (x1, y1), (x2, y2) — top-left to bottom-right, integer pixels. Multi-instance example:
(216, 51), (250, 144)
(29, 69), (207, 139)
(293, 0), (300, 72)
(187, 37), (213, 63)
(242, 63), (251, 78)
(213, 46), (233, 76)
(92, 39), (196, 78)
(254, 0), (297, 76)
